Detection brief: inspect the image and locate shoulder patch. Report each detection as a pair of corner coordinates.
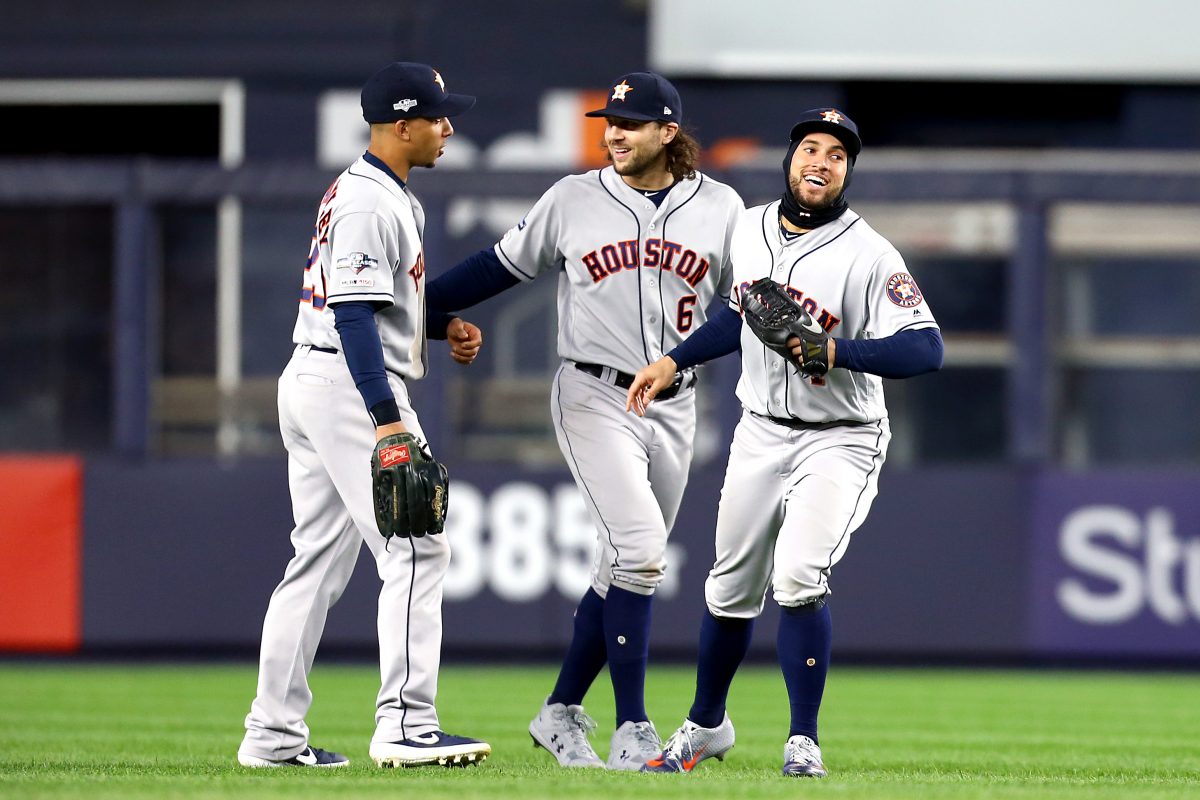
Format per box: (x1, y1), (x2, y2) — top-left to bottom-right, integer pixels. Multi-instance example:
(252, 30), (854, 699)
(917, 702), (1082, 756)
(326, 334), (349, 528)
(885, 272), (924, 308)
(337, 252), (379, 274)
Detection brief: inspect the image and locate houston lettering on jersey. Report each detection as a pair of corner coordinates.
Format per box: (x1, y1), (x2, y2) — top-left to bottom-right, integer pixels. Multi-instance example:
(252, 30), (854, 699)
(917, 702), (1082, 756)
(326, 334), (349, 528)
(581, 238), (710, 288)
(408, 252), (426, 291)
(735, 280), (842, 332)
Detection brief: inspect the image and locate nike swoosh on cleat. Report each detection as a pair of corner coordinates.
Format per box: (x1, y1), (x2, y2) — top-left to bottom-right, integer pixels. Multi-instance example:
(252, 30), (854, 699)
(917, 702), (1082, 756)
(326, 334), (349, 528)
(410, 732), (441, 745)
(293, 748), (317, 765)
(682, 746), (707, 771)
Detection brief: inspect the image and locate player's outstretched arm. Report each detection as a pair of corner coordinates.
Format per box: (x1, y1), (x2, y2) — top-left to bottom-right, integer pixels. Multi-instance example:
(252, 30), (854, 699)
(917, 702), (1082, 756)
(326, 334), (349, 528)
(446, 317), (483, 365)
(626, 356), (678, 417)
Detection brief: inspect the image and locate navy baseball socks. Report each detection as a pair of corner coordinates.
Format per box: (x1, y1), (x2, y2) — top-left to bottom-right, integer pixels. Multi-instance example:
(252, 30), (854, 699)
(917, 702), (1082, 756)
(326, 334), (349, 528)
(602, 586), (660, 770)
(642, 609), (749, 773)
(547, 585), (655, 724)
(777, 598), (831, 777)
(603, 586), (653, 725)
(542, 586), (660, 770)
(645, 603), (829, 776)
(548, 588), (607, 707)
(688, 610), (754, 727)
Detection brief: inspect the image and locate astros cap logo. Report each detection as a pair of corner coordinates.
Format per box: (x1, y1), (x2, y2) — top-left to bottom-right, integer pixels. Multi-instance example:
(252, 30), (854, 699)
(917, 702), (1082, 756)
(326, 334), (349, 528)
(821, 109), (844, 124)
(611, 80), (633, 101)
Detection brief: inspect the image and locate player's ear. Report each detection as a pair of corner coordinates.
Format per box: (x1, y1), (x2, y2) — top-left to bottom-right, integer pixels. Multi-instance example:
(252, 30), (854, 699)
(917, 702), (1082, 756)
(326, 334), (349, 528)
(660, 122), (679, 145)
(393, 119), (411, 141)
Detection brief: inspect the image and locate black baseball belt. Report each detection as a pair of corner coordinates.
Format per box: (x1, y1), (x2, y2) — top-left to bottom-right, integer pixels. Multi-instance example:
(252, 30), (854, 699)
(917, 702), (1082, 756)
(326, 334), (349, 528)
(573, 361), (696, 401)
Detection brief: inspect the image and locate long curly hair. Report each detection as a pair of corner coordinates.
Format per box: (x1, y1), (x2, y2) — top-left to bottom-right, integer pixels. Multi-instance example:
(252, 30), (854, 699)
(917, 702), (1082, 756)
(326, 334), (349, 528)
(664, 127), (700, 181)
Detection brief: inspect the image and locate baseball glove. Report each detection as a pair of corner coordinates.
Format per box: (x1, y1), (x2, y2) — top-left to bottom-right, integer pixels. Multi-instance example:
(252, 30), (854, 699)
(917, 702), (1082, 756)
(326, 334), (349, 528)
(371, 432), (449, 540)
(740, 277), (830, 377)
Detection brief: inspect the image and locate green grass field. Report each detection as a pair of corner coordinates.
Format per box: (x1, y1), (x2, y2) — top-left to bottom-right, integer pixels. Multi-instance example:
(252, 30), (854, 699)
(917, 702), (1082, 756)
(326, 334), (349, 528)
(1, 662), (1198, 798)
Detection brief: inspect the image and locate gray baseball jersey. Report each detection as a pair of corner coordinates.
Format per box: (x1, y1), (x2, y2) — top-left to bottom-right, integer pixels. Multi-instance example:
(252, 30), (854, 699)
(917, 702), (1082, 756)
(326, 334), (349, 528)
(496, 167), (742, 375)
(497, 166), (743, 595)
(706, 202), (937, 614)
(241, 155), (451, 763)
(730, 203), (939, 422)
(292, 154), (430, 379)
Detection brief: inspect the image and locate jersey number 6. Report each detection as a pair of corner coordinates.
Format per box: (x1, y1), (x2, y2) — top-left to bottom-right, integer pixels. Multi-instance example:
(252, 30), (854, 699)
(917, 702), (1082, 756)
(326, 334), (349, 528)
(676, 294), (698, 332)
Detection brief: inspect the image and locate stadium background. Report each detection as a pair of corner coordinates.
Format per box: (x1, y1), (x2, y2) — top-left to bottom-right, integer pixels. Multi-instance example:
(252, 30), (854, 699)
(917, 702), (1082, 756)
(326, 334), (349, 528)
(2, 0), (1200, 666)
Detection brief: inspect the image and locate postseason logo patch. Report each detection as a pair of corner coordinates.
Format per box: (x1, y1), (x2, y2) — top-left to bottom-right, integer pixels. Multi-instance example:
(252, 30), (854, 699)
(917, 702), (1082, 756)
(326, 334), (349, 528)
(337, 251), (379, 288)
(337, 252), (379, 274)
(885, 273), (924, 308)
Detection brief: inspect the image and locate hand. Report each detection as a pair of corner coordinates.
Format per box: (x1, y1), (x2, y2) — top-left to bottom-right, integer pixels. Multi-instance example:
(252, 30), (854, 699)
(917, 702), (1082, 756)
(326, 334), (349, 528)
(788, 336), (836, 373)
(625, 356), (678, 417)
(375, 421), (408, 443)
(371, 431), (448, 540)
(447, 317), (483, 365)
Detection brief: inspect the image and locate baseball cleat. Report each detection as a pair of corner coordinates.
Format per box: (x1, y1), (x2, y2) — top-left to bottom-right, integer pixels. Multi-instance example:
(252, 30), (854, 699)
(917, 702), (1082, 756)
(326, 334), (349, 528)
(781, 734), (826, 777)
(606, 719), (662, 771)
(370, 730), (491, 768)
(237, 745), (349, 768)
(641, 715), (735, 773)
(528, 700), (604, 768)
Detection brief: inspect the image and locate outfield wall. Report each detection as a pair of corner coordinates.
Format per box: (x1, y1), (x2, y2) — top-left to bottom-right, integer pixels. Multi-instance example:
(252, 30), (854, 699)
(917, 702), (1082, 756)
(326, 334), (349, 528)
(4, 455), (1197, 662)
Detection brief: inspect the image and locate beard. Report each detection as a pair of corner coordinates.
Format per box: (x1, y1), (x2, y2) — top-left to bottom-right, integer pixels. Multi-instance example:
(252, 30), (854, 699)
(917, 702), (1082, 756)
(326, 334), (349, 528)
(608, 144), (665, 179)
(788, 174), (843, 211)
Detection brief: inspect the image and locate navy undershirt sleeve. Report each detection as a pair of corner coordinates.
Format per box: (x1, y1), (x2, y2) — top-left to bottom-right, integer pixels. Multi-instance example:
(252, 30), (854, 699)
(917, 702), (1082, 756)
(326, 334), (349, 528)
(834, 327), (944, 378)
(426, 308), (455, 340)
(667, 304), (743, 371)
(332, 300), (401, 425)
(426, 247), (521, 313)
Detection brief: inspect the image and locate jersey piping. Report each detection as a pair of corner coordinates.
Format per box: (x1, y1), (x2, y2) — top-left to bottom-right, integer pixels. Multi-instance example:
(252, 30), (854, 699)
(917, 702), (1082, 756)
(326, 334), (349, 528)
(653, 175), (705, 353)
(552, 366), (622, 572)
(595, 170), (649, 365)
(821, 420), (886, 576)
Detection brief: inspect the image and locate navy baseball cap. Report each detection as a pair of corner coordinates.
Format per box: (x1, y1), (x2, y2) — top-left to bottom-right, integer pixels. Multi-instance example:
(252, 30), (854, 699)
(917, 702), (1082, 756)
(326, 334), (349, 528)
(361, 62), (475, 123)
(584, 72), (682, 124)
(789, 108), (861, 157)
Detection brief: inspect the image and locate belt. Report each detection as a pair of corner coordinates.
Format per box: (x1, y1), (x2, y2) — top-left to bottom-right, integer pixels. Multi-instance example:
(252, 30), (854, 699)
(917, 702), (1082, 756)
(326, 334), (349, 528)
(751, 410), (865, 431)
(298, 344), (339, 355)
(573, 361), (695, 401)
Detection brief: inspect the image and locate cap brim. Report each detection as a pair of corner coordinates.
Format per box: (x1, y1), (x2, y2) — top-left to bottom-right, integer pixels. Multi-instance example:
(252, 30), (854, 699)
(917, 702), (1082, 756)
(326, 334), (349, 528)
(790, 121), (861, 156)
(584, 108), (673, 122)
(427, 93), (476, 117)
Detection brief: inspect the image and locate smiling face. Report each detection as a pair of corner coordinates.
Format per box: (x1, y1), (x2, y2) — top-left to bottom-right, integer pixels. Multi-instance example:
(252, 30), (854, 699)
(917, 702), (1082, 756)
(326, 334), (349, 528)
(787, 131), (849, 210)
(603, 117), (676, 187)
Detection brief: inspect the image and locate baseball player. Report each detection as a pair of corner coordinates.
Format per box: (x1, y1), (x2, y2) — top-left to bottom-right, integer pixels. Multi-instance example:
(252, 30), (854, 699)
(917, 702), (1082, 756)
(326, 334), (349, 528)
(238, 62), (489, 770)
(626, 109), (944, 777)
(424, 72), (743, 770)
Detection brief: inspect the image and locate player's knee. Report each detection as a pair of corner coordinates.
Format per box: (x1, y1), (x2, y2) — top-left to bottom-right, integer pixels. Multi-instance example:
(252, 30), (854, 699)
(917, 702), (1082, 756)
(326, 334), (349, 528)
(704, 579), (767, 618)
(771, 572), (827, 608)
(608, 561), (665, 595)
(608, 577), (656, 596)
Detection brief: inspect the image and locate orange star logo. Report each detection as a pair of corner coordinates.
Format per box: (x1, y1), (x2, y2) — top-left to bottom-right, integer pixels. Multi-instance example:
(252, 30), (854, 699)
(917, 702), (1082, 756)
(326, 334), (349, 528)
(611, 80), (633, 101)
(821, 109), (843, 124)
(432, 70), (446, 92)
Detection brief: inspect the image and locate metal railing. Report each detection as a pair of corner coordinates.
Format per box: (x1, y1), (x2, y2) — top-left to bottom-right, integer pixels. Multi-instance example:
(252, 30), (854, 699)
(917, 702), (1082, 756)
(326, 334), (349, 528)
(3, 153), (1200, 463)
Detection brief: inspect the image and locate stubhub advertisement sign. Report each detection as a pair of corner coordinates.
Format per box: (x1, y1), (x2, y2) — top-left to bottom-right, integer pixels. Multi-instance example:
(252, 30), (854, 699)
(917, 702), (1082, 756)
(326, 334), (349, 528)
(1030, 473), (1200, 656)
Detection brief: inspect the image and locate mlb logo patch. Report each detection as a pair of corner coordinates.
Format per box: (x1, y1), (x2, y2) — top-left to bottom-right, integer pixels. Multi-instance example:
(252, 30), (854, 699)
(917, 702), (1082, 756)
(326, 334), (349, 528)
(379, 444), (411, 467)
